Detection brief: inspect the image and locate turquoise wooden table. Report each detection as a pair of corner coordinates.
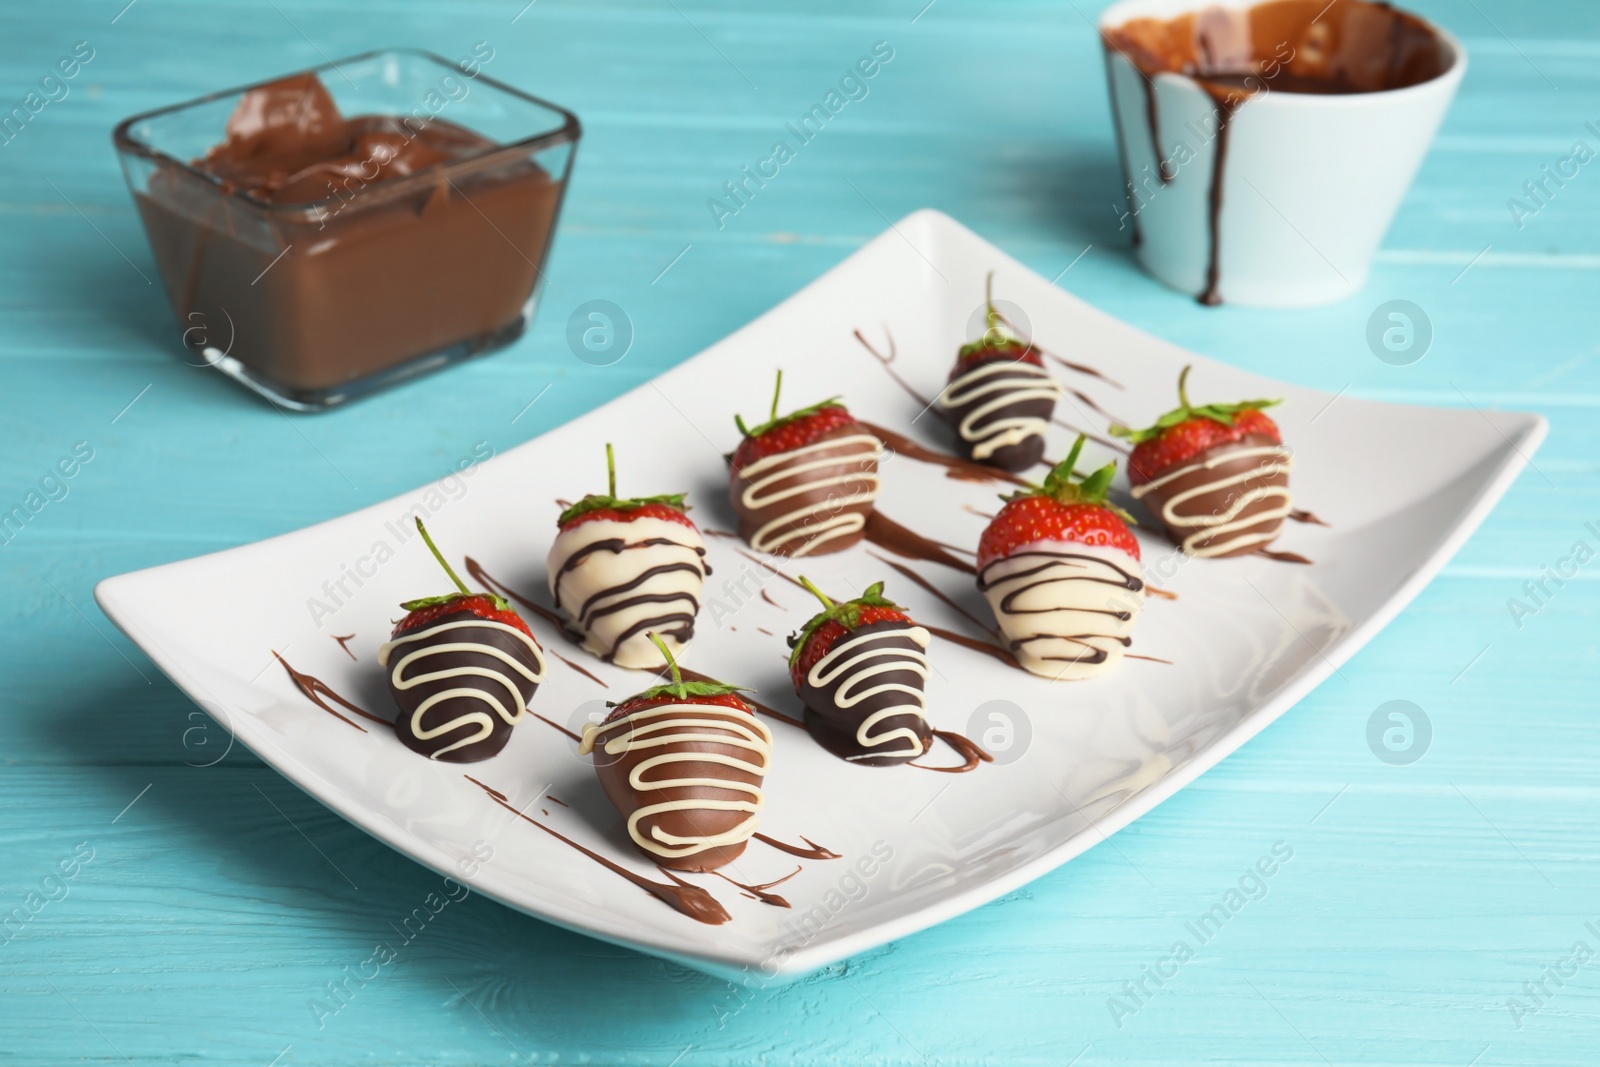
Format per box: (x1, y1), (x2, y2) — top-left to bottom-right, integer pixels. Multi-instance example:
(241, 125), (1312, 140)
(3, 0), (1597, 1063)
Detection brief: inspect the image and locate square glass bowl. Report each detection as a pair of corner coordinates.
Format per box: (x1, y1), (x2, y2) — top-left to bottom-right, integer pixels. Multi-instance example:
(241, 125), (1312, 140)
(113, 49), (580, 410)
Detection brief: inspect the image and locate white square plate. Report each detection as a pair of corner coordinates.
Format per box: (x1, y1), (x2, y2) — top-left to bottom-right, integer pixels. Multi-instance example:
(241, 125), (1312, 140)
(97, 210), (1544, 983)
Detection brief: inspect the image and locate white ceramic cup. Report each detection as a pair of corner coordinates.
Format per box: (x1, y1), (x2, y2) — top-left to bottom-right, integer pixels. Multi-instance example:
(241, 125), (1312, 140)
(1098, 0), (1465, 307)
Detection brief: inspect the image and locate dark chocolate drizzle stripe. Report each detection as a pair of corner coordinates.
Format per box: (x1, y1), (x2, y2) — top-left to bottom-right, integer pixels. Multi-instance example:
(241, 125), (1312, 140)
(671, 663), (807, 730)
(464, 775), (731, 925)
(868, 550), (997, 638)
(463, 556), (563, 628)
(550, 529), (710, 664)
(977, 548), (1145, 671)
(462, 556), (608, 690)
(853, 327), (934, 408)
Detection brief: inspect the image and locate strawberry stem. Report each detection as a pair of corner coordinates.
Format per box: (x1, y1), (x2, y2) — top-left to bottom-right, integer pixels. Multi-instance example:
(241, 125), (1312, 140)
(1177, 364), (1193, 414)
(647, 631), (686, 699)
(1059, 434), (1087, 481)
(982, 271), (1004, 346)
(797, 575), (834, 611)
(415, 518), (470, 598)
(605, 442), (617, 499)
(769, 369), (783, 423)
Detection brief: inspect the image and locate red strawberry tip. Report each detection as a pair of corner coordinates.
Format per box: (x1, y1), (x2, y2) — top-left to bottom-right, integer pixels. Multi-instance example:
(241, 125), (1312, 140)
(787, 579), (911, 680)
(732, 368), (846, 442)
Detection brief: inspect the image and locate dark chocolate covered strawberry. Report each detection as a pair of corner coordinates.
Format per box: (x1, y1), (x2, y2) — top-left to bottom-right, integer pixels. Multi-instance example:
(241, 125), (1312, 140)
(380, 519), (546, 762)
(1111, 365), (1290, 558)
(937, 273), (1063, 472)
(788, 578), (932, 766)
(729, 370), (882, 557)
(547, 443), (710, 669)
(578, 634), (771, 872)
(976, 435), (1145, 680)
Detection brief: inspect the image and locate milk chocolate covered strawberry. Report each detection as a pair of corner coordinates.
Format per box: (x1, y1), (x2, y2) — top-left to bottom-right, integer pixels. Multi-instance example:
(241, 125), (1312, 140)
(729, 371), (883, 557)
(1113, 366), (1289, 558)
(578, 635), (771, 872)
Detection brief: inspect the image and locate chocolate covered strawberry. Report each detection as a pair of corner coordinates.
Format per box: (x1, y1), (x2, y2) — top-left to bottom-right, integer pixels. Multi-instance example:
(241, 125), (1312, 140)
(787, 578), (932, 766)
(1111, 365), (1290, 558)
(380, 519), (546, 761)
(937, 272), (1063, 472)
(578, 634), (771, 872)
(976, 435), (1145, 680)
(548, 443), (710, 669)
(729, 370), (883, 557)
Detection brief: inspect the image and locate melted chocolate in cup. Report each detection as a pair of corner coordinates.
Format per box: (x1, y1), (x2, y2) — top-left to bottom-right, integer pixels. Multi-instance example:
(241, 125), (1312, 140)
(379, 607), (546, 762)
(730, 423), (883, 557)
(1130, 432), (1293, 557)
(797, 620), (934, 767)
(1100, 0), (1455, 306)
(120, 63), (574, 406)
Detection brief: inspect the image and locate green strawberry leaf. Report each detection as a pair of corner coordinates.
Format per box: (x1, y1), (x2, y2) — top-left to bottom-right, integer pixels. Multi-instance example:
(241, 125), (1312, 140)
(399, 590), (511, 614)
(1109, 365), (1282, 444)
(626, 679), (751, 703)
(786, 579), (903, 671)
(557, 491), (689, 528)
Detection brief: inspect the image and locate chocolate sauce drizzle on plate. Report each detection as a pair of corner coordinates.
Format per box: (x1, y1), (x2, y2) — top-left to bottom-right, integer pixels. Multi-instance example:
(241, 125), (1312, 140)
(854, 327), (934, 409)
(463, 556), (562, 628)
(667, 663), (807, 731)
(911, 730), (995, 774)
(859, 419), (1030, 488)
(709, 865), (801, 908)
(754, 833), (841, 861)
(864, 511), (977, 575)
(274, 651), (388, 731)
(1288, 509), (1328, 526)
(463, 556), (608, 689)
(464, 775), (732, 925)
(1259, 548), (1313, 565)
(868, 549), (997, 637)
